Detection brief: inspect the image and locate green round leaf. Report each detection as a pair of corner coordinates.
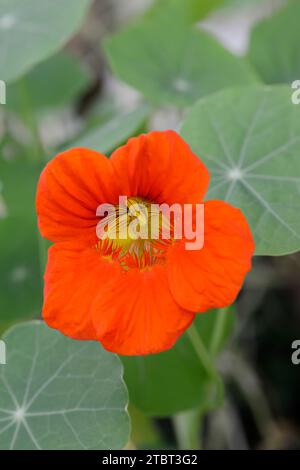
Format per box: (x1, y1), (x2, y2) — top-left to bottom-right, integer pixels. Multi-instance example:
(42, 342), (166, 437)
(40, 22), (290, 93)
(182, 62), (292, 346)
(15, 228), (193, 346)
(104, 16), (259, 108)
(181, 85), (300, 256)
(72, 104), (150, 155)
(248, 2), (300, 84)
(0, 0), (92, 83)
(123, 310), (234, 416)
(7, 52), (90, 113)
(0, 321), (129, 450)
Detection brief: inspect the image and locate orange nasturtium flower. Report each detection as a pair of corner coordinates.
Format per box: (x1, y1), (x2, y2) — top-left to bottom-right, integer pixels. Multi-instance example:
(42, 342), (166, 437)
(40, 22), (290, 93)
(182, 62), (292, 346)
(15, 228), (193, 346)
(36, 130), (255, 355)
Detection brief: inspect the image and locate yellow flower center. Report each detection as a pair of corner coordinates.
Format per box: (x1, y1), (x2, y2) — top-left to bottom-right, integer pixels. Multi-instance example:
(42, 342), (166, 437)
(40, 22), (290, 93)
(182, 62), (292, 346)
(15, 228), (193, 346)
(97, 197), (172, 269)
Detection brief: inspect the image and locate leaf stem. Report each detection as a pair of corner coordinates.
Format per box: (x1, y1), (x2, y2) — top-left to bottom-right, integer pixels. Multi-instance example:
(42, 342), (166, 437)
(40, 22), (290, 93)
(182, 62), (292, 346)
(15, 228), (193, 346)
(187, 323), (217, 381)
(173, 409), (203, 450)
(18, 79), (44, 163)
(19, 78), (48, 279)
(187, 323), (224, 408)
(209, 307), (229, 356)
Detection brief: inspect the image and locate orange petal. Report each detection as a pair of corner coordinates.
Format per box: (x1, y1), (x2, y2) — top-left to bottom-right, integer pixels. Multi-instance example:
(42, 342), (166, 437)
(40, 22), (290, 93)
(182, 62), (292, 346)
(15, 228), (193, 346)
(36, 148), (119, 243)
(91, 264), (195, 355)
(167, 200), (255, 312)
(43, 242), (121, 340)
(110, 130), (210, 205)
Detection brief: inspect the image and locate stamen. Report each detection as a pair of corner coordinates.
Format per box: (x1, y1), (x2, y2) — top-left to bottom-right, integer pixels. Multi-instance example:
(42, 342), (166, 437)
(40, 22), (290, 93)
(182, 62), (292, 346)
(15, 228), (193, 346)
(96, 197), (173, 270)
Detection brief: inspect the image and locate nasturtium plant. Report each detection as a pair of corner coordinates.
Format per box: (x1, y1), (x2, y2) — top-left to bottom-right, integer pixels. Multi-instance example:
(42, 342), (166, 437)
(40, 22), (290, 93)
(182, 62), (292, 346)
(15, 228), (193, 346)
(73, 104), (150, 155)
(0, 322), (129, 450)
(0, 157), (41, 333)
(0, 0), (92, 83)
(7, 52), (90, 113)
(181, 85), (300, 256)
(104, 12), (259, 108)
(248, 2), (300, 84)
(2, 0), (299, 451)
(123, 310), (234, 416)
